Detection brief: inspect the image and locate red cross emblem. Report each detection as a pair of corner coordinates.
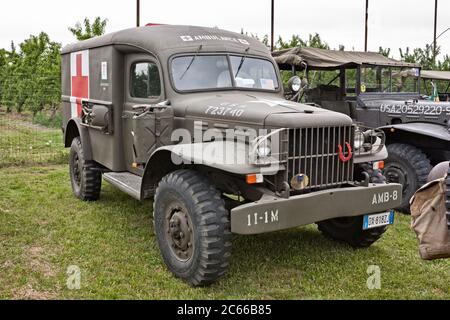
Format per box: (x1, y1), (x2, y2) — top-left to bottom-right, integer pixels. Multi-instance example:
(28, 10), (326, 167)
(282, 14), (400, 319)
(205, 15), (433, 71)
(70, 51), (89, 117)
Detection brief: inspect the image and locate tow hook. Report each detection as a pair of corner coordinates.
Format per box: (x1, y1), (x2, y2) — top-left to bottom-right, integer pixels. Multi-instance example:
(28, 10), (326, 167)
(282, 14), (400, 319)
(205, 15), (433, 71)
(360, 172), (370, 187)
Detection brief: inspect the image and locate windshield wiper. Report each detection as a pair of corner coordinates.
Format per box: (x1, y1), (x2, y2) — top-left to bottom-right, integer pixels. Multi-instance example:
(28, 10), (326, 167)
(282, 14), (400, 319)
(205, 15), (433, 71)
(179, 45), (203, 80)
(234, 47), (250, 78)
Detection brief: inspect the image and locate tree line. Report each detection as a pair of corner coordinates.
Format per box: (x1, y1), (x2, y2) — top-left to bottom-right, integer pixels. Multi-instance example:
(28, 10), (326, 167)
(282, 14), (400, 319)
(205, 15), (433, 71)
(0, 19), (449, 118)
(0, 18), (107, 118)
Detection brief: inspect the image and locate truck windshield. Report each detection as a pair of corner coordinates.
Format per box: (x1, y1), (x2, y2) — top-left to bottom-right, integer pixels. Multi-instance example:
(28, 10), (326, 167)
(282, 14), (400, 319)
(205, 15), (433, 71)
(171, 55), (279, 92)
(360, 66), (420, 93)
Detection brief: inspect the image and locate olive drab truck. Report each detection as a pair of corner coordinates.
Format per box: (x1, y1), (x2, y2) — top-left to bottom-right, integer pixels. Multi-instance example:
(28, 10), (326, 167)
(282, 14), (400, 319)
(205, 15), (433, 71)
(274, 47), (450, 213)
(61, 25), (402, 286)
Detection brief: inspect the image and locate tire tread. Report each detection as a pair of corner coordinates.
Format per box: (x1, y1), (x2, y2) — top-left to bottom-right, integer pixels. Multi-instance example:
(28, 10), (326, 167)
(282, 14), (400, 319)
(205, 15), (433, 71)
(154, 169), (231, 286)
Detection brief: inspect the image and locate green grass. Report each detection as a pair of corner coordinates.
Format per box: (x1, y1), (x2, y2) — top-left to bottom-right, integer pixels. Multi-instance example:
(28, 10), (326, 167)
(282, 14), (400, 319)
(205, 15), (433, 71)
(32, 111), (63, 129)
(0, 165), (448, 300)
(0, 114), (67, 167)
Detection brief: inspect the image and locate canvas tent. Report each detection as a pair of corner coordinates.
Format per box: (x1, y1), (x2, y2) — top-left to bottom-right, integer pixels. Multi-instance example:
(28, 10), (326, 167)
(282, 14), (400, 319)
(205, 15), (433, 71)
(273, 47), (420, 70)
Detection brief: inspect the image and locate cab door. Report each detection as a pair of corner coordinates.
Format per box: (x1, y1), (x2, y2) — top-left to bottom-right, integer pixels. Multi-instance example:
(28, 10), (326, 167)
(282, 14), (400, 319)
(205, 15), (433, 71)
(123, 54), (164, 175)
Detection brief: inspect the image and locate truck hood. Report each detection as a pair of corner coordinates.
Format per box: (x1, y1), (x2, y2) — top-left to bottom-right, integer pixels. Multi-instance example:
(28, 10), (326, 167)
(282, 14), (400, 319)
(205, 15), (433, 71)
(171, 92), (353, 128)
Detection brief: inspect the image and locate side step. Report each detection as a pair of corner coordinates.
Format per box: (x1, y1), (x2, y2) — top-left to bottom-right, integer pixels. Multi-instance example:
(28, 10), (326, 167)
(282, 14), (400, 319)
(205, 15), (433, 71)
(103, 172), (142, 200)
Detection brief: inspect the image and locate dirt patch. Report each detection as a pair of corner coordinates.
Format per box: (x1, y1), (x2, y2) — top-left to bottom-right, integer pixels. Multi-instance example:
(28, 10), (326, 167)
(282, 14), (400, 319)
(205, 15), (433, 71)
(1, 260), (14, 270)
(26, 245), (57, 278)
(12, 284), (56, 300)
(0, 113), (54, 132)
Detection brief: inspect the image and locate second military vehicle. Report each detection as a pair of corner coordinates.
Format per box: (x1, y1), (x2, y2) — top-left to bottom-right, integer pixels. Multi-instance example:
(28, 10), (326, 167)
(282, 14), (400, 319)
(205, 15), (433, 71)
(395, 69), (450, 102)
(274, 47), (450, 213)
(61, 26), (401, 286)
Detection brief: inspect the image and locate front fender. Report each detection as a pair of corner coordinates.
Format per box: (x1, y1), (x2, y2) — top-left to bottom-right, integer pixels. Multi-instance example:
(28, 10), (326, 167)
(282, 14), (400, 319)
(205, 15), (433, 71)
(151, 141), (281, 175)
(354, 145), (388, 164)
(380, 122), (450, 141)
(139, 141), (282, 199)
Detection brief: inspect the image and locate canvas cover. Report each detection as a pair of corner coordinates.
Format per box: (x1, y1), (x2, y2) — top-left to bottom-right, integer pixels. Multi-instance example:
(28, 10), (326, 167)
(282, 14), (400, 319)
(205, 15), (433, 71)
(273, 47), (419, 70)
(410, 177), (450, 260)
(421, 70), (450, 81)
(395, 69), (450, 81)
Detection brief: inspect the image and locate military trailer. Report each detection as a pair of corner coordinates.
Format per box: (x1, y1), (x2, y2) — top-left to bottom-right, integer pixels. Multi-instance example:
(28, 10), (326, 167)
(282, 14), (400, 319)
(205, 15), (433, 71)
(61, 25), (401, 286)
(274, 47), (450, 213)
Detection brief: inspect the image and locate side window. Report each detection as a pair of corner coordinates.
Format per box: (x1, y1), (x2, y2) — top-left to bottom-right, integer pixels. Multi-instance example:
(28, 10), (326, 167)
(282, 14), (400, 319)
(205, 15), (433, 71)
(131, 62), (161, 98)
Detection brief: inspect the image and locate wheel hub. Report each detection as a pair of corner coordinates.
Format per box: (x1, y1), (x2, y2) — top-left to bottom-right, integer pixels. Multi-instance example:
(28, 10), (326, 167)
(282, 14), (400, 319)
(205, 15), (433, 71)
(72, 153), (81, 186)
(166, 206), (193, 261)
(384, 163), (410, 197)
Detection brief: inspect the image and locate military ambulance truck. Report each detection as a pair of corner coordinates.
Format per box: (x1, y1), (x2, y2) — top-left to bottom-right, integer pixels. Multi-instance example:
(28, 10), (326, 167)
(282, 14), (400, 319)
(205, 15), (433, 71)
(61, 25), (401, 286)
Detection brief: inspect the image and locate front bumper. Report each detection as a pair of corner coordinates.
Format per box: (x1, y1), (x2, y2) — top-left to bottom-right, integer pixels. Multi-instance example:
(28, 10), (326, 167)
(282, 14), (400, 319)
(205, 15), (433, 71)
(231, 183), (402, 235)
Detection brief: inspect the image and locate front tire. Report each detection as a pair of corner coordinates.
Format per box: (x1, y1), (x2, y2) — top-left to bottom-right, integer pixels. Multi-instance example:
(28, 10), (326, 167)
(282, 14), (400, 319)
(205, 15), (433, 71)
(69, 137), (102, 201)
(383, 143), (432, 213)
(317, 216), (387, 247)
(154, 169), (232, 286)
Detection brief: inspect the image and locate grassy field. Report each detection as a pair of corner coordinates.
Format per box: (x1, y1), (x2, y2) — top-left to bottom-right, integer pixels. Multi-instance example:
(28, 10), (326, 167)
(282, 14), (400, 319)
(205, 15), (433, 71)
(0, 113), (67, 167)
(0, 164), (448, 300)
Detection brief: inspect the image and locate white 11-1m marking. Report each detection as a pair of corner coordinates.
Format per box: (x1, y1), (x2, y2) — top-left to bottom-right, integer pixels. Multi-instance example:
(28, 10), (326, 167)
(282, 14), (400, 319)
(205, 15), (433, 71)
(247, 210), (279, 227)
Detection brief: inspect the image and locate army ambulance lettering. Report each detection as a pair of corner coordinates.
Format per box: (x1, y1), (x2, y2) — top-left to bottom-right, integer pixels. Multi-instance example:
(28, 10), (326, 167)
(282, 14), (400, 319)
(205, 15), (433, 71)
(180, 35), (250, 45)
(70, 50), (90, 118)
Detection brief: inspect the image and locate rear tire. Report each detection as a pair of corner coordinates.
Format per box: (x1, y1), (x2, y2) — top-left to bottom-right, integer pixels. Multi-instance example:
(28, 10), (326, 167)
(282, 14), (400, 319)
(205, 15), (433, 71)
(154, 169), (232, 286)
(317, 216), (387, 247)
(383, 143), (432, 214)
(69, 137), (102, 201)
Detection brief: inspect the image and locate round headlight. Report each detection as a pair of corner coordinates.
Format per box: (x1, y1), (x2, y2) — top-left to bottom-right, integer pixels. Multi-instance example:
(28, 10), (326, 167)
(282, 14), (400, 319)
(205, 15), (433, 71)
(354, 131), (365, 150)
(288, 76), (302, 92)
(257, 146), (271, 158)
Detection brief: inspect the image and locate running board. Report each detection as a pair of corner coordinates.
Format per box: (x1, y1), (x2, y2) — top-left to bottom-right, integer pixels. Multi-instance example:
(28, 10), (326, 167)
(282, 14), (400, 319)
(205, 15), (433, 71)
(103, 172), (142, 200)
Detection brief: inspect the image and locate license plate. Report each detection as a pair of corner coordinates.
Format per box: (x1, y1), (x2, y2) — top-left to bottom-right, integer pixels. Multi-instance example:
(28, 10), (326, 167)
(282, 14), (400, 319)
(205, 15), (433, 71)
(363, 211), (394, 230)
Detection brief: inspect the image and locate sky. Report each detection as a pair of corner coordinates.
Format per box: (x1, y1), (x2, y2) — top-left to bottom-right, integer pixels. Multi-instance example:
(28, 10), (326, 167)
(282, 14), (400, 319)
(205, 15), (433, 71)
(0, 0), (449, 59)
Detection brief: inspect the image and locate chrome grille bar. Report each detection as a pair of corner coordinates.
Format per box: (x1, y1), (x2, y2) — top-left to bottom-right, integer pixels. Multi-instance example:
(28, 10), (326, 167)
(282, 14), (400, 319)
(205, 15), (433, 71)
(286, 126), (354, 191)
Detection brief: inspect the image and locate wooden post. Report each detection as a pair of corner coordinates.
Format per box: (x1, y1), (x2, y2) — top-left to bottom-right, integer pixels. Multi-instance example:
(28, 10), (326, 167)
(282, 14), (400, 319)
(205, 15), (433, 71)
(271, 0), (275, 52)
(433, 0), (438, 64)
(137, 0), (140, 27)
(365, 0), (369, 52)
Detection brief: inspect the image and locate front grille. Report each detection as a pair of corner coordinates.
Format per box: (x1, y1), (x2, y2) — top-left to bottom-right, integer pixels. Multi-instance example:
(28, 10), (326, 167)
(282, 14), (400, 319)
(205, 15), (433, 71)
(286, 126), (354, 191)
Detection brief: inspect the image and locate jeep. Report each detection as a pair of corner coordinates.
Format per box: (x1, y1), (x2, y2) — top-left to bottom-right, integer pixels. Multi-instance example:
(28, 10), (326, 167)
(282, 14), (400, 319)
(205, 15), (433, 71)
(274, 47), (450, 213)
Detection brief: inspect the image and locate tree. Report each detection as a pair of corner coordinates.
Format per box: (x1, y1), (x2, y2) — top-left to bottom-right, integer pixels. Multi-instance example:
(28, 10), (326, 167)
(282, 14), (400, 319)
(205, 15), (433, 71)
(276, 33), (330, 51)
(0, 33), (61, 115)
(69, 17), (108, 41)
(1, 42), (20, 112)
(437, 54), (450, 71)
(0, 49), (7, 111)
(378, 47), (391, 58)
(399, 45), (437, 70)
